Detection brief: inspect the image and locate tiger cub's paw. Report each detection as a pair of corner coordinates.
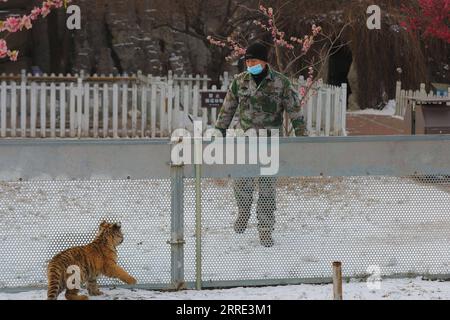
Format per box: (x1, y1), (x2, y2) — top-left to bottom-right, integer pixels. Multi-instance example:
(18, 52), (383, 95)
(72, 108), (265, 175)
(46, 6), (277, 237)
(127, 276), (137, 285)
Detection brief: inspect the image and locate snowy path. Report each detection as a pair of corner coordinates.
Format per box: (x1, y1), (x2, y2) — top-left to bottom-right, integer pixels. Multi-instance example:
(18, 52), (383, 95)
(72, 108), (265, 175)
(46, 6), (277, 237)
(1, 278), (450, 300)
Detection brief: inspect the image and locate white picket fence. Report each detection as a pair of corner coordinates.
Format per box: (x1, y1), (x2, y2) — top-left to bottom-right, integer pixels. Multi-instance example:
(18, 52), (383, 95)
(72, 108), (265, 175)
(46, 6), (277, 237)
(0, 70), (347, 139)
(395, 81), (450, 118)
(295, 77), (347, 137)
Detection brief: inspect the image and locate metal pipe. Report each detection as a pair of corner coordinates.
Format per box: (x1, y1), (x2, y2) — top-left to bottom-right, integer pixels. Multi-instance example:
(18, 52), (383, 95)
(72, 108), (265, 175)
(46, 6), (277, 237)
(194, 123), (203, 290)
(195, 163), (202, 290)
(169, 162), (185, 290)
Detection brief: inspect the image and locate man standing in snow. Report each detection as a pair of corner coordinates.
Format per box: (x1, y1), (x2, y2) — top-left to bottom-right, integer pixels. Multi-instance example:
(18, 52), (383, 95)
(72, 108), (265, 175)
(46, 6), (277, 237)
(215, 42), (306, 247)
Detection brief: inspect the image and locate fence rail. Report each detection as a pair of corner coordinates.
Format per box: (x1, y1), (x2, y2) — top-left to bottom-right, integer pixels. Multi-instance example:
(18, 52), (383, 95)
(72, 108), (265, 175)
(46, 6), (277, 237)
(1, 136), (450, 292)
(0, 71), (347, 139)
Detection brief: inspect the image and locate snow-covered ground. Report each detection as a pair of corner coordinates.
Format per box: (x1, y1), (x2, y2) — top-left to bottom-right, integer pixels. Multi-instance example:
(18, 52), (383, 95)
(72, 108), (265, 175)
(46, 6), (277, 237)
(1, 277), (450, 300)
(1, 176), (450, 294)
(348, 100), (403, 119)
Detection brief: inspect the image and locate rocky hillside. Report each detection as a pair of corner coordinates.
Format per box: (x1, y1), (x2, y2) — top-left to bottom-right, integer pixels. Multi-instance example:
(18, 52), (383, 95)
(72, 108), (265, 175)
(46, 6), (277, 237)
(0, 0), (219, 76)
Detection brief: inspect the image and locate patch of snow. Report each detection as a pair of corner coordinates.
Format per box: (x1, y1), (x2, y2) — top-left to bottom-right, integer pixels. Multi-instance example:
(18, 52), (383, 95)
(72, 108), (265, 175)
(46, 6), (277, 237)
(348, 100), (397, 116)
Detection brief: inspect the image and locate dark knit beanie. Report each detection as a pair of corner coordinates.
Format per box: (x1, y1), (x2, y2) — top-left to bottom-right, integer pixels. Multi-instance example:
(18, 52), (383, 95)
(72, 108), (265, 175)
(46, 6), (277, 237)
(245, 42), (269, 62)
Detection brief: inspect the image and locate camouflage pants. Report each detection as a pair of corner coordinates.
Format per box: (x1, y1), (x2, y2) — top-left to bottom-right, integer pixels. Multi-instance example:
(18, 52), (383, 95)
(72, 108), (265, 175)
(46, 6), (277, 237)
(233, 177), (277, 232)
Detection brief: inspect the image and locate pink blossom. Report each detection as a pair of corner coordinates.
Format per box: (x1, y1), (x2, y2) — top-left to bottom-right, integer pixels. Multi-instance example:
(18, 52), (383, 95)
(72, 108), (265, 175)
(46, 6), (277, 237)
(4, 17), (21, 32)
(20, 15), (33, 30)
(8, 50), (18, 61)
(0, 0), (72, 61)
(0, 39), (8, 59)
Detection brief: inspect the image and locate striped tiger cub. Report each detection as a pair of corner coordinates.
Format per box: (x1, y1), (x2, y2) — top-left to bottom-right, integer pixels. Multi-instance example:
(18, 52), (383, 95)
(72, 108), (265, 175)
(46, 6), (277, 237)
(47, 221), (137, 300)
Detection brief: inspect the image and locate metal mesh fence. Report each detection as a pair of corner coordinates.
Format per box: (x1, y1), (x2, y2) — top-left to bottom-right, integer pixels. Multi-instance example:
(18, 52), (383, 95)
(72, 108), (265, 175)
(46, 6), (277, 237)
(197, 175), (450, 284)
(2, 174), (450, 290)
(0, 179), (172, 289)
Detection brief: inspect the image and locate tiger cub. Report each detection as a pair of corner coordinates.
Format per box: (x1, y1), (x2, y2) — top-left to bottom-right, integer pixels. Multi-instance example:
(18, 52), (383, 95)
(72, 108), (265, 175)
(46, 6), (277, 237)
(47, 221), (137, 300)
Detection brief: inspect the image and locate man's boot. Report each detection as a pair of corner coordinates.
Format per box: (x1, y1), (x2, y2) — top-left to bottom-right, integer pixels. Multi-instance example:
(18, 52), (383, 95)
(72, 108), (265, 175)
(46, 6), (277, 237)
(234, 212), (251, 234)
(258, 229), (274, 247)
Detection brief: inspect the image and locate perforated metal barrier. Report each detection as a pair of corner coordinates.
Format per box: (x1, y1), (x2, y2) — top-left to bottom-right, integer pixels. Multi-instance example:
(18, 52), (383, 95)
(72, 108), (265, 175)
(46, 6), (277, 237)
(0, 180), (172, 289)
(196, 176), (450, 286)
(1, 137), (450, 291)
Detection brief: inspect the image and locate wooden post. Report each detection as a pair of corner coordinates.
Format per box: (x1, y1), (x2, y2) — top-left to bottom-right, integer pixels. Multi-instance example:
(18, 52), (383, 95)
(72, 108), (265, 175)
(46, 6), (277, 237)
(332, 262), (343, 300)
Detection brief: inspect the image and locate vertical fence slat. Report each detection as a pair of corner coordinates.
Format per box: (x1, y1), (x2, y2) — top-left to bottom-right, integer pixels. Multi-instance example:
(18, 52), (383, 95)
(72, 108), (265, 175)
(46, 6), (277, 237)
(0, 81), (6, 137)
(113, 83), (119, 138)
(151, 84), (157, 138)
(400, 89), (406, 118)
(167, 80), (173, 135)
(50, 83), (56, 138)
(20, 79), (27, 137)
(193, 81), (199, 119)
(325, 88), (331, 136)
(341, 84), (347, 136)
(40, 83), (46, 138)
(183, 85), (189, 130)
(159, 85), (165, 138)
(188, 76), (193, 114)
(334, 87), (340, 136)
(175, 85), (182, 130)
(30, 82), (37, 138)
(316, 90), (323, 136)
(306, 90), (313, 134)
(77, 79), (83, 138)
(103, 83), (109, 138)
(59, 83), (66, 138)
(141, 85), (147, 138)
(132, 83), (138, 137)
(69, 83), (76, 138)
(10, 82), (17, 137)
(121, 83), (128, 138)
(93, 84), (99, 138)
(395, 81), (402, 116)
(83, 83), (90, 137)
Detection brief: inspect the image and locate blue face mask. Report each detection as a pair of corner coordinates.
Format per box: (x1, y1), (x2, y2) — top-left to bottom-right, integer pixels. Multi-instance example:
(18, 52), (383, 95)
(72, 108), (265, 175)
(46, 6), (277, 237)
(247, 64), (264, 75)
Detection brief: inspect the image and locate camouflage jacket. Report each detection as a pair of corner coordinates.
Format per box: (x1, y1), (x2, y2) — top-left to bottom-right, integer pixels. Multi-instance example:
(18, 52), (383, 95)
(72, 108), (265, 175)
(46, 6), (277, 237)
(215, 66), (305, 136)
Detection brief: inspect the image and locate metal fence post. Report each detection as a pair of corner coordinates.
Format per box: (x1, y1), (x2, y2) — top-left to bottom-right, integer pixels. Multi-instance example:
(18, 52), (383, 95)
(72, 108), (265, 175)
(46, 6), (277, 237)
(169, 162), (185, 290)
(194, 123), (203, 291)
